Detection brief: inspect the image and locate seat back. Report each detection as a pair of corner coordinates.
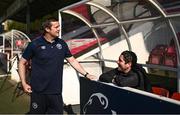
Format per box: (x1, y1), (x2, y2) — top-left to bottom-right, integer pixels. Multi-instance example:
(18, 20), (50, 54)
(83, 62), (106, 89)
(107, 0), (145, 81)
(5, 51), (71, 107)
(152, 87), (169, 97)
(133, 64), (152, 92)
(171, 92), (180, 101)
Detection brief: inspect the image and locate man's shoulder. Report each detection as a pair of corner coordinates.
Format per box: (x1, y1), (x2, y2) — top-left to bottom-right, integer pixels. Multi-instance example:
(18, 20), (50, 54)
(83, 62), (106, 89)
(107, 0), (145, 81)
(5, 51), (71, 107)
(55, 38), (66, 44)
(99, 68), (117, 82)
(31, 36), (43, 42)
(30, 36), (44, 46)
(103, 68), (118, 75)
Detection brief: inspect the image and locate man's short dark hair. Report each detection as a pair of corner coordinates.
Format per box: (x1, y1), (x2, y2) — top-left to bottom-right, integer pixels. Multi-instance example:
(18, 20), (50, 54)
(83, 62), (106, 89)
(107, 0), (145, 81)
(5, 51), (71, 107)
(41, 17), (58, 34)
(121, 50), (137, 67)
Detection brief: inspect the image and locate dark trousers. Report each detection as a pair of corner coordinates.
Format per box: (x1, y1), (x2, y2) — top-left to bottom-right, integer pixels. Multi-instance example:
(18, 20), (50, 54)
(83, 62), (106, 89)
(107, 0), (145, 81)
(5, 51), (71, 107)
(29, 92), (63, 114)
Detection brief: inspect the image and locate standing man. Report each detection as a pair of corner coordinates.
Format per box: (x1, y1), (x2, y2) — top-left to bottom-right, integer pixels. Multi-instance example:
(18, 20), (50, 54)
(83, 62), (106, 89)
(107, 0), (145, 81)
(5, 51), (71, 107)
(18, 17), (96, 114)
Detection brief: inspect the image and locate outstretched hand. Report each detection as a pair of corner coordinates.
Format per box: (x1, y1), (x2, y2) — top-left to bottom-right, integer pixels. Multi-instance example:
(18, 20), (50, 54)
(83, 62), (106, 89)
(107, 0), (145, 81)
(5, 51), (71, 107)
(86, 74), (98, 81)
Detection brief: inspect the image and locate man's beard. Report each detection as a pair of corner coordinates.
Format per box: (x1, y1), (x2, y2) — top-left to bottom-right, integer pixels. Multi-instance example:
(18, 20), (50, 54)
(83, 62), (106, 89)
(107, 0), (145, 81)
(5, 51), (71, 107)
(118, 65), (128, 72)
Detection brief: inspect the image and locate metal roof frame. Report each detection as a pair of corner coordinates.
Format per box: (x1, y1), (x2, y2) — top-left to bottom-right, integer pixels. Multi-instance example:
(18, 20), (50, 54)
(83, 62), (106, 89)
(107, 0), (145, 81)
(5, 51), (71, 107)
(58, 0), (180, 92)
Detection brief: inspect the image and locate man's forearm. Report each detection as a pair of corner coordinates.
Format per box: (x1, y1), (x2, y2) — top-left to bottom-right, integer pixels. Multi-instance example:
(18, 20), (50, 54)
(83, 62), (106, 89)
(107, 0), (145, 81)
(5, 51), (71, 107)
(69, 58), (87, 76)
(66, 56), (97, 80)
(66, 56), (87, 75)
(18, 60), (27, 84)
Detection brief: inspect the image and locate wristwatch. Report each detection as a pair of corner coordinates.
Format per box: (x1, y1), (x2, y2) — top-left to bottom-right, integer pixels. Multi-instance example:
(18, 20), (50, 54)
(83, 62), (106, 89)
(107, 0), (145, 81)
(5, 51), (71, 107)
(84, 72), (89, 78)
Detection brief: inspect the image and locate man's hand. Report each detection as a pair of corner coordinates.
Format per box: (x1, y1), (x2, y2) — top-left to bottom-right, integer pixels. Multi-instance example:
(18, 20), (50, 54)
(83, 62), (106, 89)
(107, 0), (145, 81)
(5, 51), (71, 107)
(86, 74), (98, 81)
(22, 83), (32, 93)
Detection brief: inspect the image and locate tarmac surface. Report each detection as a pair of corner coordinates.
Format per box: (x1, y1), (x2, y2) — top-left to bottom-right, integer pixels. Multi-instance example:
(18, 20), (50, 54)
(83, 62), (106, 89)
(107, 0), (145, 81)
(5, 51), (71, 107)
(0, 77), (80, 114)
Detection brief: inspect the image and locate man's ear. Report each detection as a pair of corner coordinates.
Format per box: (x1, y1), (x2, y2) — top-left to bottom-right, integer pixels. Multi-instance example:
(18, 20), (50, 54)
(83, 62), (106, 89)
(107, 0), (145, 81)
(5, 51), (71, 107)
(45, 27), (50, 33)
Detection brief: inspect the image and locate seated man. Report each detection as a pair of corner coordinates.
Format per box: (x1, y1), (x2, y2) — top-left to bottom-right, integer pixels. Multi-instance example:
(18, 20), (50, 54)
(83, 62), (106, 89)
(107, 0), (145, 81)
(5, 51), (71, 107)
(99, 50), (151, 92)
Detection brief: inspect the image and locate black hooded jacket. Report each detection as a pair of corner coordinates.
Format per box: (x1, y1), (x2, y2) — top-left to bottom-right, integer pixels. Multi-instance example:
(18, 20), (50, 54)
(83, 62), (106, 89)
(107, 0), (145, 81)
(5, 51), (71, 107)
(99, 64), (152, 92)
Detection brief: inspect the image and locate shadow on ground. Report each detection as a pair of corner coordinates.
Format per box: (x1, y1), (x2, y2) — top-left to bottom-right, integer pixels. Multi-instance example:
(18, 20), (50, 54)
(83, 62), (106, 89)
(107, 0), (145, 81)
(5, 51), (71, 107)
(0, 77), (30, 114)
(0, 77), (80, 114)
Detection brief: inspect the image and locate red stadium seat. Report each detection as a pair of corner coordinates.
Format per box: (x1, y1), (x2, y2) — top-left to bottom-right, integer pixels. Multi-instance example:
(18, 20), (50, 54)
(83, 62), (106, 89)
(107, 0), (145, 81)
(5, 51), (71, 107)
(152, 87), (169, 97)
(171, 92), (180, 101)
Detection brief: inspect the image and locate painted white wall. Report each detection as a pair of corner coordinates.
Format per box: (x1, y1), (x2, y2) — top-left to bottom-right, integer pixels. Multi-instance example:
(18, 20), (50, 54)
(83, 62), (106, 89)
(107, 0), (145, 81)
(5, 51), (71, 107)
(62, 62), (102, 105)
(62, 65), (80, 105)
(129, 32), (149, 64)
(10, 57), (20, 82)
(102, 39), (129, 68)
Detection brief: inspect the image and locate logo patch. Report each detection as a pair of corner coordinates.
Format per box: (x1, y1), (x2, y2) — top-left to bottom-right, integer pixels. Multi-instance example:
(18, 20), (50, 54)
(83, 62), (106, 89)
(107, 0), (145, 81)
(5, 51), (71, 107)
(56, 43), (62, 49)
(32, 102), (38, 109)
(83, 93), (116, 114)
(41, 46), (46, 49)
